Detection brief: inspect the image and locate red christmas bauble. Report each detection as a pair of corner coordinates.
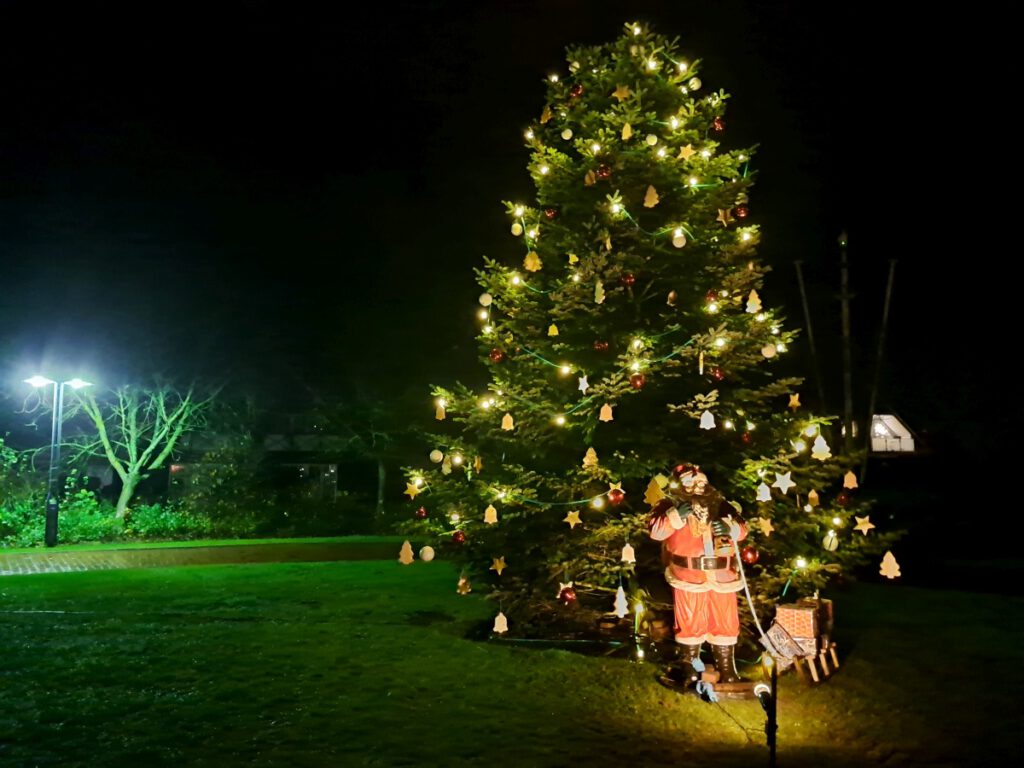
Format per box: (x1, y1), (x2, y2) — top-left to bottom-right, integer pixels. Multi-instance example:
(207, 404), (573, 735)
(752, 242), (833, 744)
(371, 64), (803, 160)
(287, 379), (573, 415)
(593, 340), (609, 352)
(629, 373), (646, 390)
(712, 116), (725, 133)
(741, 546), (759, 564)
(741, 432), (753, 445)
(836, 491), (851, 508)
(544, 207), (558, 220)
(489, 348), (505, 363)
(452, 530), (466, 545)
(620, 273), (636, 287)
(596, 164), (612, 179)
(414, 506), (428, 520)
(705, 289), (718, 303)
(608, 488), (626, 505)
(735, 205), (749, 219)
(709, 367), (725, 381)
(569, 83), (584, 99)
(559, 586), (578, 605)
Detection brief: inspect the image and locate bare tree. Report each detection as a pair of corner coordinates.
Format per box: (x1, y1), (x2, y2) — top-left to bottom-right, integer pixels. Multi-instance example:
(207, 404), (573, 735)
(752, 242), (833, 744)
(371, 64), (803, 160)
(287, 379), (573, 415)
(73, 384), (217, 517)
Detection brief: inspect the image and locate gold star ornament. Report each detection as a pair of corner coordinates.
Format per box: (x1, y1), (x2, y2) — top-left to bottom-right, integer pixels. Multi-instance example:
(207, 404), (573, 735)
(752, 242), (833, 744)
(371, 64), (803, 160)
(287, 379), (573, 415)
(854, 515), (875, 535)
(788, 393), (801, 411)
(757, 517), (775, 537)
(717, 208), (734, 227)
(490, 556), (507, 576)
(404, 482), (422, 499)
(612, 84), (632, 102)
(563, 510), (582, 529)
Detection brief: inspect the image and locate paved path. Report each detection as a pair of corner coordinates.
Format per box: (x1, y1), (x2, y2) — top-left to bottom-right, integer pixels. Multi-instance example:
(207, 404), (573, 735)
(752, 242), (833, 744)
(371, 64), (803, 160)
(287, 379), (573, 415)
(0, 541), (399, 576)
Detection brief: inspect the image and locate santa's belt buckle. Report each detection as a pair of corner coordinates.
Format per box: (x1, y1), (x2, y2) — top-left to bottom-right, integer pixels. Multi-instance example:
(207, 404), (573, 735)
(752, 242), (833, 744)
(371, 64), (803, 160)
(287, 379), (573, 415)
(699, 556), (719, 570)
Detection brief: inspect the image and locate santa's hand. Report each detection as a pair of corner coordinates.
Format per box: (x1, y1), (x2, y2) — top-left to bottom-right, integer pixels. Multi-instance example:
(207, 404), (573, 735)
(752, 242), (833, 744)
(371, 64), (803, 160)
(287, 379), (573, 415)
(711, 519), (730, 537)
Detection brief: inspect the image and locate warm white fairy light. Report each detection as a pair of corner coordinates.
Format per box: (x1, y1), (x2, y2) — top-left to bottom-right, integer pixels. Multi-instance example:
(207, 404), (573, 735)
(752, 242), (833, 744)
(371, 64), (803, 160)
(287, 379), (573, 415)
(572, 273), (581, 282)
(755, 312), (766, 322)
(688, 176), (699, 186)
(795, 557), (807, 569)
(804, 425), (818, 437)
(701, 149), (711, 159)
(630, 361), (641, 372)
(674, 227), (684, 238)
(707, 302), (719, 313)
(527, 228), (539, 239)
(511, 274), (521, 285)
(670, 116), (680, 129)
(742, 232), (752, 241)
(481, 399), (492, 409)
(777, 343), (787, 352)
(559, 364), (571, 375)
(482, 325), (492, 334)
(738, 154), (746, 161)
(832, 516), (842, 526)
(714, 337), (726, 348)
(591, 142), (601, 153)
(804, 504), (813, 512)
(436, 398), (446, 409)
(477, 309), (488, 320)
(497, 490), (507, 499)
(746, 421), (755, 431)
(678, 61), (688, 73)
(592, 496), (605, 509)
(793, 440), (807, 453)
(610, 202), (621, 214)
(452, 454), (463, 466)
(647, 59), (658, 71)
(657, 147), (666, 158)
(413, 476), (424, 488)
(679, 86), (688, 95)
(771, 325), (780, 335)
(554, 415), (566, 426)
(514, 205), (524, 217)
(633, 24), (642, 35)
(632, 338), (643, 350)
(524, 129), (534, 140)
(539, 165), (550, 175)
(549, 74), (559, 83)
(724, 420), (735, 430)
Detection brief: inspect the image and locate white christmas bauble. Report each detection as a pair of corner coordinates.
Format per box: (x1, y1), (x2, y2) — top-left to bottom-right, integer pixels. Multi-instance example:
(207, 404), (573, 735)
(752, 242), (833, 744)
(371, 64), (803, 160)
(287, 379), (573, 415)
(479, 292), (493, 307)
(672, 233), (687, 248)
(561, 128), (573, 140)
(822, 533), (839, 552)
(645, 134), (658, 146)
(429, 449), (444, 463)
(511, 222), (523, 236)
(761, 344), (778, 359)
(419, 546), (436, 562)
(688, 77), (702, 91)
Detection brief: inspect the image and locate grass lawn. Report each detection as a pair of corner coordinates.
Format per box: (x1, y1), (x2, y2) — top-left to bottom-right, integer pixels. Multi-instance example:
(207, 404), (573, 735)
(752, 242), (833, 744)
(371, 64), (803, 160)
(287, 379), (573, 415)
(0, 536), (408, 555)
(1, 558), (1020, 767)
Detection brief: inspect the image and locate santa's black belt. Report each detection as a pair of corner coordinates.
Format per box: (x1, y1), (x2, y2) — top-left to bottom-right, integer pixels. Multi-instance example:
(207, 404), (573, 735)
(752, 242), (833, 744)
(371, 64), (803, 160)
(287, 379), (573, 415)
(671, 554), (735, 570)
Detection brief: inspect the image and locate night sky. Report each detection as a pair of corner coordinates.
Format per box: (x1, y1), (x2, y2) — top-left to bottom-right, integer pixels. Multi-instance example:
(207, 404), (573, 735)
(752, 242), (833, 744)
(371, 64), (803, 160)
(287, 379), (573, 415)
(0, 1), (1014, 460)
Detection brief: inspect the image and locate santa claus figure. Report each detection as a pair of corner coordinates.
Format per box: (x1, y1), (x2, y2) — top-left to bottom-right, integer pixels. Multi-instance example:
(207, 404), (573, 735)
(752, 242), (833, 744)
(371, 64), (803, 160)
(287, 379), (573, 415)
(648, 464), (747, 684)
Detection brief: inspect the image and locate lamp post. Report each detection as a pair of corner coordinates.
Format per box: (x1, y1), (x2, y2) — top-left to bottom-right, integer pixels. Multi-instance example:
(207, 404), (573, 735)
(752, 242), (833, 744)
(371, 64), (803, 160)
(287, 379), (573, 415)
(754, 654), (779, 768)
(24, 376), (92, 547)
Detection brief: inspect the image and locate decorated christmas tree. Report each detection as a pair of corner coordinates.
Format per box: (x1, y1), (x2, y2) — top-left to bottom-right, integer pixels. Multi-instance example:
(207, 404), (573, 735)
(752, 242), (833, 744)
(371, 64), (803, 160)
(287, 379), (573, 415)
(404, 22), (898, 632)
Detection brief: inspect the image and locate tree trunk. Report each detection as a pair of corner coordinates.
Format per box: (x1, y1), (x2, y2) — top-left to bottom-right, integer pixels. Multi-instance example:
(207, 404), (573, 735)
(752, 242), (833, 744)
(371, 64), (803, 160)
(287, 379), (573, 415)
(376, 459), (386, 517)
(115, 474), (139, 519)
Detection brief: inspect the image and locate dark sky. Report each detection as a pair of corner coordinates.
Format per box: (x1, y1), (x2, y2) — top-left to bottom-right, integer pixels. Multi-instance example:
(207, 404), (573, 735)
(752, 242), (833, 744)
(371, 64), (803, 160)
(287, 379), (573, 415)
(0, 0), (1014, 454)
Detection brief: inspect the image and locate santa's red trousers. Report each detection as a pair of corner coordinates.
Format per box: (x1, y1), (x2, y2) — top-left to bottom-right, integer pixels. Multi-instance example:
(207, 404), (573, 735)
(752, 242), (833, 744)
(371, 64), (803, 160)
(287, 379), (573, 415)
(672, 588), (740, 645)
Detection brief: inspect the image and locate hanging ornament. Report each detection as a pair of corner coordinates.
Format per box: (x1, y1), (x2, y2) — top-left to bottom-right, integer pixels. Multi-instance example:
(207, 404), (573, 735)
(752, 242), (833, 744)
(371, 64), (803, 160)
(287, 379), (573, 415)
(563, 510), (582, 529)
(596, 164), (612, 180)
(441, 456), (452, 475)
(544, 207), (558, 220)
(843, 471), (859, 490)
(490, 556), (507, 576)
(735, 205), (749, 219)
(667, 290), (678, 306)
(567, 253), (579, 264)
(451, 530), (466, 545)
(629, 372), (646, 390)
(612, 84), (632, 102)
(404, 482), (422, 500)
(593, 339), (609, 352)
(429, 449), (444, 463)
(678, 144), (697, 161)
(772, 472), (796, 495)
(457, 575), (472, 595)
(712, 116), (725, 133)
(582, 447), (599, 469)
(699, 410), (716, 430)
(855, 515), (876, 535)
(558, 582), (578, 605)
(808, 489), (820, 507)
(419, 546), (435, 562)
(398, 541), (415, 565)
(705, 289), (718, 303)
(414, 506), (428, 520)
(569, 83), (584, 99)
(687, 76), (702, 91)
(644, 185), (660, 208)
(811, 435), (832, 461)
(524, 251), (542, 272)
(761, 344), (778, 359)
(836, 490), (851, 508)
(599, 403), (614, 422)
(435, 403), (446, 420)
(489, 348), (505, 363)
(540, 105), (553, 123)
(607, 482), (626, 505)
(717, 208), (734, 227)
(757, 517), (775, 537)
(547, 323), (559, 337)
(578, 375), (590, 394)
(479, 293), (493, 307)
(671, 229), (686, 248)
(788, 393), (801, 411)
(511, 222), (523, 236)
(483, 505), (498, 525)
(822, 531), (839, 551)
(746, 290), (762, 314)
(645, 134), (658, 146)
(644, 479), (666, 506)
(879, 551), (901, 579)
(709, 367), (724, 381)
(584, 170), (597, 186)
(613, 586), (629, 618)
(561, 128), (573, 140)
(741, 431), (752, 445)
(621, 122), (633, 140)
(698, 350), (705, 375)
(594, 279), (606, 304)
(474, 456), (483, 473)
(493, 611), (509, 633)
(756, 483), (772, 502)
(620, 273), (636, 287)
(501, 413), (514, 431)
(621, 543), (636, 564)
(741, 546), (760, 564)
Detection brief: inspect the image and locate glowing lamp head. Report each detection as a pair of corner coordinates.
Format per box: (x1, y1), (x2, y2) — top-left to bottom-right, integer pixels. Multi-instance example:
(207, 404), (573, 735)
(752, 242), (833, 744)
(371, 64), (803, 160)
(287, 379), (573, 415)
(24, 375), (55, 388)
(66, 378), (92, 390)
(478, 309), (488, 320)
(742, 232), (752, 242)
(633, 24), (642, 35)
(678, 61), (688, 73)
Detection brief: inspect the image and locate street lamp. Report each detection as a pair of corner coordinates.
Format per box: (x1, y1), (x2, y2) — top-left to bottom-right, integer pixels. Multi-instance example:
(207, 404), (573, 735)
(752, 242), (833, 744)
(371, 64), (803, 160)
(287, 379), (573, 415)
(24, 375), (92, 547)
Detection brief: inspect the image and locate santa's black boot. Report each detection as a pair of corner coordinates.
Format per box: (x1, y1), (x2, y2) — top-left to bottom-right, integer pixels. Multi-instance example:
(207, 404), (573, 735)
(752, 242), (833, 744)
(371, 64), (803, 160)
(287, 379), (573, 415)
(665, 643), (702, 687)
(711, 643), (742, 683)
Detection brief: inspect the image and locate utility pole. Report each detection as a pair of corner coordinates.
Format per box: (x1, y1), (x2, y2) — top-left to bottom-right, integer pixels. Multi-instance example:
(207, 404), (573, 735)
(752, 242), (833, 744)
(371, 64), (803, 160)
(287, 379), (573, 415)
(839, 232), (855, 453)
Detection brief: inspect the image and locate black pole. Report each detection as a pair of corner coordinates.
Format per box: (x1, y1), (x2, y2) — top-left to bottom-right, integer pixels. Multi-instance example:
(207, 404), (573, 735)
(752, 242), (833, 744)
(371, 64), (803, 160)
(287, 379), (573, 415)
(839, 232), (855, 453)
(794, 260), (828, 412)
(44, 381), (64, 547)
(861, 260), (897, 483)
(767, 659), (778, 768)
